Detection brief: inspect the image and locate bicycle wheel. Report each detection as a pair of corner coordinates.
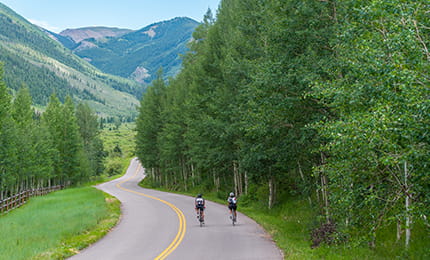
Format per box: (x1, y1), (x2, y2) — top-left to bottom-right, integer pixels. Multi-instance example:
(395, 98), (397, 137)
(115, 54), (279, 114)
(199, 208), (204, 227)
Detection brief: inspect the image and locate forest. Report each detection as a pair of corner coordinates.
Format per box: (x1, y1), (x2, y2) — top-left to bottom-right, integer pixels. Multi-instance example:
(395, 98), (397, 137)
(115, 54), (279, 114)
(135, 0), (429, 250)
(0, 65), (105, 200)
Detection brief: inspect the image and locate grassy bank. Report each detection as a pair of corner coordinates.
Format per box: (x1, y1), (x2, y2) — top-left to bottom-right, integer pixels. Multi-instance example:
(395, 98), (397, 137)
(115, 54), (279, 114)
(0, 187), (120, 260)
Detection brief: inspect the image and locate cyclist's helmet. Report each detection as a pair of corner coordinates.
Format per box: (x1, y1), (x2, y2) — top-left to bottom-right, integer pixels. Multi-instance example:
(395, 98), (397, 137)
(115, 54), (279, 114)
(229, 192), (234, 197)
(197, 194), (202, 198)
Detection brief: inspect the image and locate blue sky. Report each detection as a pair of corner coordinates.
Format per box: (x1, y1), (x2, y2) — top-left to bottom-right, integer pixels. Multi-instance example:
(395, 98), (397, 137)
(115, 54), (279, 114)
(0, 0), (221, 32)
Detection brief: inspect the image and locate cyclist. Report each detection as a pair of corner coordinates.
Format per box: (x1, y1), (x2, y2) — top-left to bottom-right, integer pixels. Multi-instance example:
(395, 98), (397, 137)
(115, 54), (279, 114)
(195, 194), (205, 222)
(227, 192), (237, 220)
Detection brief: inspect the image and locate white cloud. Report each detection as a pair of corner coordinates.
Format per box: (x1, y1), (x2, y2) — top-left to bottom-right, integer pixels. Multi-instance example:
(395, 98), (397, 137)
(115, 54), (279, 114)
(28, 19), (61, 33)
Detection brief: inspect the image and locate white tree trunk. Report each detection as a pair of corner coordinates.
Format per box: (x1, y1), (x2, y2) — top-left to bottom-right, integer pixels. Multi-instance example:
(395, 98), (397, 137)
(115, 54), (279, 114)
(244, 171), (248, 195)
(191, 163), (195, 187)
(404, 161), (411, 248)
(268, 171), (275, 209)
(297, 160), (312, 206)
(397, 218), (402, 242)
(233, 161), (238, 196)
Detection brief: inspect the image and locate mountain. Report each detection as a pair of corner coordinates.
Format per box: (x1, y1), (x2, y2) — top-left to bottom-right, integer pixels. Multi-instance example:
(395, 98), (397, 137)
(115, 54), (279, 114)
(60, 27), (133, 43)
(0, 3), (141, 117)
(59, 17), (199, 84)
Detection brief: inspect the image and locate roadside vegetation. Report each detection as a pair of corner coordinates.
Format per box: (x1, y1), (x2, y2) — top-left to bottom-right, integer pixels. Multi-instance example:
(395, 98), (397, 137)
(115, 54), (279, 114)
(0, 187), (120, 260)
(141, 176), (429, 259)
(136, 0), (429, 258)
(0, 111), (133, 259)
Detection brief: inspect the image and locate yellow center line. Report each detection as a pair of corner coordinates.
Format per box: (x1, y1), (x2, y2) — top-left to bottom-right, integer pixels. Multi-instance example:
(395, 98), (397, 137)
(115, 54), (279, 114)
(115, 163), (186, 260)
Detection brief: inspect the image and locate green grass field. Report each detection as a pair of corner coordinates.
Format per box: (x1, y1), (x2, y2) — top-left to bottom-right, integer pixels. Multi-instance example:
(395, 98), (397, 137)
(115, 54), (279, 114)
(0, 187), (120, 260)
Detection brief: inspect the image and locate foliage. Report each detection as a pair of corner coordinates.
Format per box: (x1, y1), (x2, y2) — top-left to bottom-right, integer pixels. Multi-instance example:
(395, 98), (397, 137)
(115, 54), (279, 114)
(312, 0), (430, 246)
(135, 0), (429, 254)
(0, 66), (106, 197)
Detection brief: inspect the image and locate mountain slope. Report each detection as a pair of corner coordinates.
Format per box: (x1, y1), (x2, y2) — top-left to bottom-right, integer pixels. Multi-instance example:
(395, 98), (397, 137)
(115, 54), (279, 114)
(60, 27), (133, 43)
(0, 3), (141, 117)
(63, 17), (199, 84)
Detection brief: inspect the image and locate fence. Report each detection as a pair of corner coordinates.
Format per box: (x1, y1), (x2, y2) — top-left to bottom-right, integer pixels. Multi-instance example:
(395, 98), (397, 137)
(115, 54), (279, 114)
(0, 185), (64, 214)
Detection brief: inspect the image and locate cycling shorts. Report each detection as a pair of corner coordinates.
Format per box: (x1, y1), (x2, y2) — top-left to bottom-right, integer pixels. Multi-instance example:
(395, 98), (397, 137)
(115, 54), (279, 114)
(196, 205), (205, 210)
(228, 204), (237, 210)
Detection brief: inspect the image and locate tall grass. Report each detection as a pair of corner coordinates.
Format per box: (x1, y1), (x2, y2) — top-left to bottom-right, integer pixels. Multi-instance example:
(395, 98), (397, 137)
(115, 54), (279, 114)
(0, 187), (120, 260)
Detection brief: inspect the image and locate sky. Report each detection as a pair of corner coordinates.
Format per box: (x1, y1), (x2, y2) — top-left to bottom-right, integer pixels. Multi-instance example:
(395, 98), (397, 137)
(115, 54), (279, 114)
(0, 0), (221, 33)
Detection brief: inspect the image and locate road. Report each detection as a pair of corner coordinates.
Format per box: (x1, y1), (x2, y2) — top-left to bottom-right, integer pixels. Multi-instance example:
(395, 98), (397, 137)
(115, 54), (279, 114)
(69, 158), (283, 260)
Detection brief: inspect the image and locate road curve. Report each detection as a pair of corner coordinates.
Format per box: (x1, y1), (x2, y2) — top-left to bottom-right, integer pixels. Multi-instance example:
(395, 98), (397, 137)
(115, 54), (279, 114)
(69, 158), (283, 260)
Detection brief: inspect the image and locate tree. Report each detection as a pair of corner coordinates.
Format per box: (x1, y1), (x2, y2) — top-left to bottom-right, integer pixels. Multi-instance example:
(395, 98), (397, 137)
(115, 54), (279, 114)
(135, 69), (166, 184)
(0, 65), (18, 198)
(76, 102), (105, 176)
(43, 95), (89, 185)
(11, 86), (36, 190)
(313, 0), (430, 247)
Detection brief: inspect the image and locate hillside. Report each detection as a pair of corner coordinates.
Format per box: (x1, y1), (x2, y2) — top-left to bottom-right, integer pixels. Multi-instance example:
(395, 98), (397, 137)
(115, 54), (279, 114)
(61, 17), (199, 84)
(0, 3), (141, 117)
(60, 27), (133, 43)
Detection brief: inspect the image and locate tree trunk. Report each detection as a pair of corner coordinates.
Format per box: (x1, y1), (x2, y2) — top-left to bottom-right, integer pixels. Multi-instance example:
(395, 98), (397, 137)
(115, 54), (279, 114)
(244, 171), (248, 195)
(233, 161), (238, 196)
(191, 163), (195, 188)
(397, 218), (402, 242)
(233, 161), (242, 196)
(404, 161), (411, 248)
(321, 174), (330, 224)
(320, 152), (330, 223)
(212, 169), (220, 192)
(182, 158), (188, 191)
(268, 174), (275, 209)
(297, 160), (312, 206)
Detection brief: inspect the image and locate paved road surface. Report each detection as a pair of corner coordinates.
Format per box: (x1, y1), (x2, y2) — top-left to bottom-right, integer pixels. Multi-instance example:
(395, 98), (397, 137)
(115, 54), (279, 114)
(69, 158), (283, 260)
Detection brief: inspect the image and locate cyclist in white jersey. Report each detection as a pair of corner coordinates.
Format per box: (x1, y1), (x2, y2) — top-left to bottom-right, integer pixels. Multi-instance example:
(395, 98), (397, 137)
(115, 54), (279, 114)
(227, 192), (237, 220)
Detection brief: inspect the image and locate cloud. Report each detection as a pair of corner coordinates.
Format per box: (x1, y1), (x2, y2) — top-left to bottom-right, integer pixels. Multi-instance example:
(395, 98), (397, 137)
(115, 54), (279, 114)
(28, 19), (61, 33)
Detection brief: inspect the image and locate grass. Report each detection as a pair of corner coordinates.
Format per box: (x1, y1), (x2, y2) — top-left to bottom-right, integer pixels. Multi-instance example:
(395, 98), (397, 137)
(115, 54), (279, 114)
(0, 123), (134, 259)
(0, 187), (120, 260)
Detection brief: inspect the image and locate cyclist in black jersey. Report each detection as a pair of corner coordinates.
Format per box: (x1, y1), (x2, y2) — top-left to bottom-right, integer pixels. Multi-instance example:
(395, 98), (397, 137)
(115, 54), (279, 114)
(195, 194), (205, 222)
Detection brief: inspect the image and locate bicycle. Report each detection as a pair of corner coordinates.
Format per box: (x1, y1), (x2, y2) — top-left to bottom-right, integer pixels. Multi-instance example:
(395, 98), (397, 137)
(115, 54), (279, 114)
(230, 208), (237, 226)
(197, 207), (204, 227)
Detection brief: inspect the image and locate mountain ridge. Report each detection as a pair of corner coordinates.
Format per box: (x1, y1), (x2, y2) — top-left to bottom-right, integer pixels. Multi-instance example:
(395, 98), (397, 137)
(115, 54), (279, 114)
(60, 27), (133, 43)
(58, 17), (199, 84)
(0, 2), (141, 117)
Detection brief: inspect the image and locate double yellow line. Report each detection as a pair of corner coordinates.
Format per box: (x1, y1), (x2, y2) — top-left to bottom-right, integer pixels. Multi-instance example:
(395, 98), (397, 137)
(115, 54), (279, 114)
(115, 164), (186, 260)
